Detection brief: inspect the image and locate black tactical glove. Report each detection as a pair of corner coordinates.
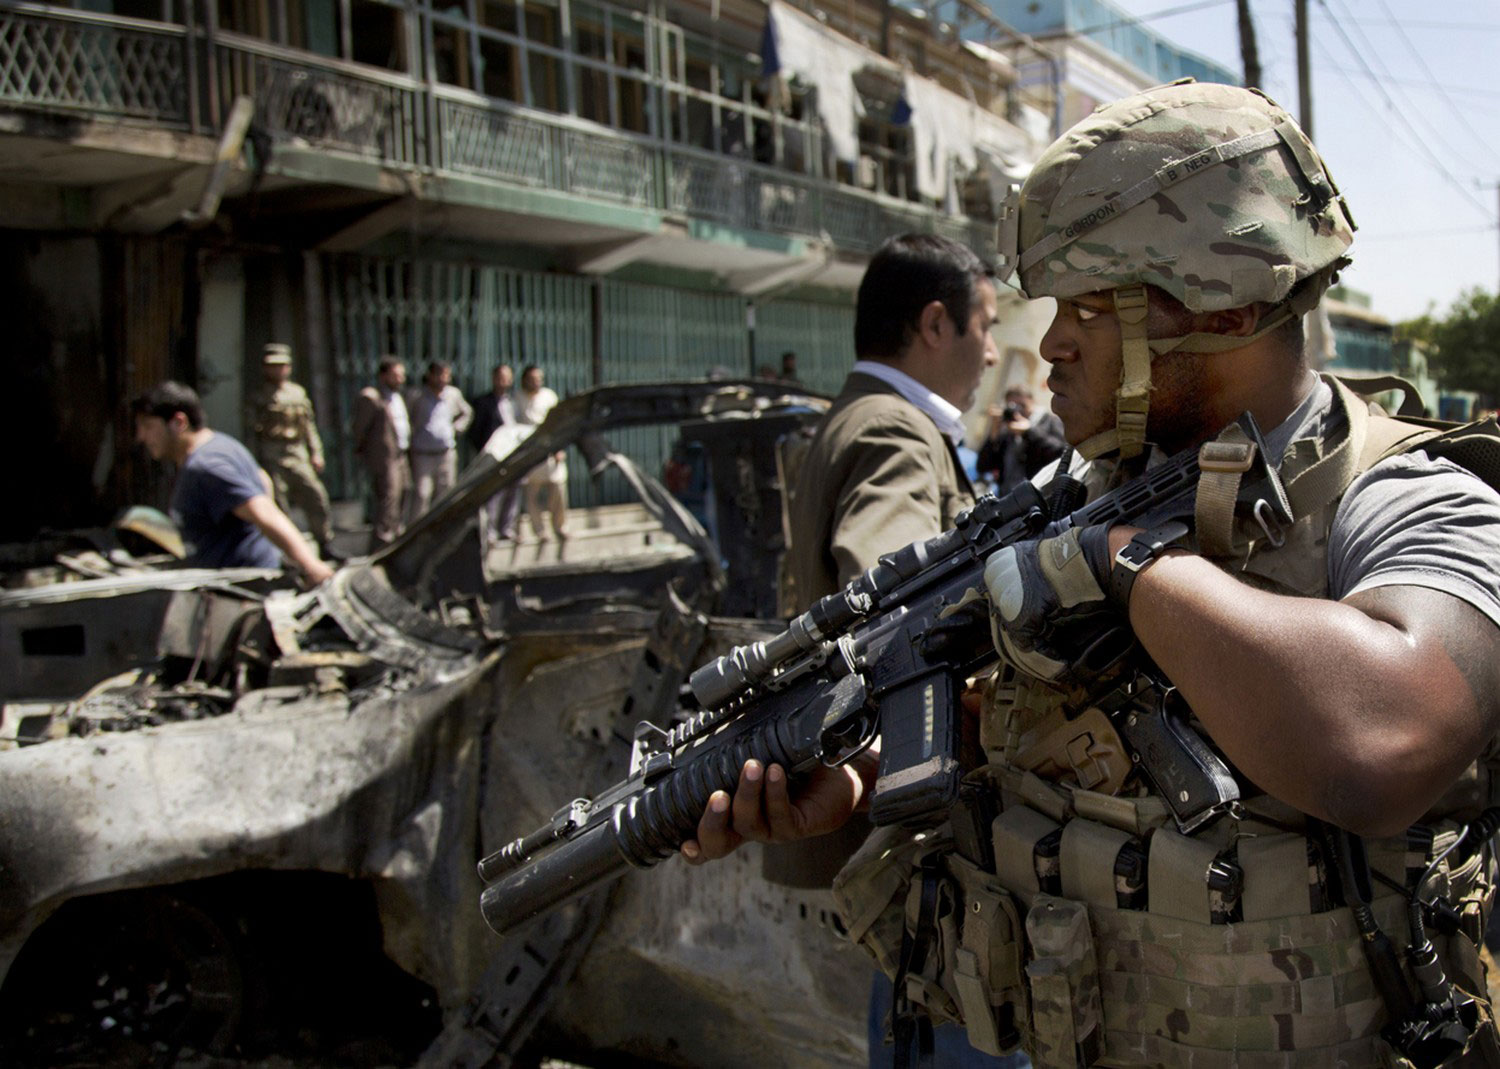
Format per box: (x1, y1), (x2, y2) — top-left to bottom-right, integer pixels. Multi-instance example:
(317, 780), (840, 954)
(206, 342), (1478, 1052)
(983, 523), (1123, 682)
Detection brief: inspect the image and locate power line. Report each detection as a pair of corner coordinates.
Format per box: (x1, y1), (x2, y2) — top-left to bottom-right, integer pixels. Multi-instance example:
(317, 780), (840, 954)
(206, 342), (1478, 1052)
(1315, 0), (1495, 219)
(1336, 16), (1500, 33)
(1315, 64), (1500, 104)
(1370, 0), (1500, 170)
(1319, 0), (1496, 179)
(1068, 0), (1234, 38)
(1311, 37), (1496, 217)
(1359, 223), (1500, 242)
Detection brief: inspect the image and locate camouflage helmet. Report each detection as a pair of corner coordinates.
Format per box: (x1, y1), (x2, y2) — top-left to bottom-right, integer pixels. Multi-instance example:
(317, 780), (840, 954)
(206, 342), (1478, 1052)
(997, 81), (1356, 458)
(1005, 80), (1353, 309)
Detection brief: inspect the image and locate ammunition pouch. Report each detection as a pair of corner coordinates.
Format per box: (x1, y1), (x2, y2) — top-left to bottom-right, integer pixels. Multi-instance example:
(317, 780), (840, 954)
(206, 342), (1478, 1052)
(833, 825), (1028, 1058)
(837, 796), (1500, 1067)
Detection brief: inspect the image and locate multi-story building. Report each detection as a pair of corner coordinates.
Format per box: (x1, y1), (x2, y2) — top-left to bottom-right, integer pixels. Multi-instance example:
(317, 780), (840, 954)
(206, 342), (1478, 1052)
(1323, 283), (1448, 416)
(987, 0), (1238, 130)
(0, 0), (1062, 537)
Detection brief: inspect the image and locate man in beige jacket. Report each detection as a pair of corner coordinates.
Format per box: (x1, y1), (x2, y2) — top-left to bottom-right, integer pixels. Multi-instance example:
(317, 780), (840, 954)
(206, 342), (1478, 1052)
(774, 233), (1009, 1069)
(786, 233), (999, 605)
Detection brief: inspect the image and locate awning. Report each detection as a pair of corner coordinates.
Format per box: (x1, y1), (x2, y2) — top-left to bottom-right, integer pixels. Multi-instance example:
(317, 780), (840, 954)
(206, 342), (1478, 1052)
(761, 1), (897, 164)
(900, 72), (1030, 204)
(960, 39), (1018, 85)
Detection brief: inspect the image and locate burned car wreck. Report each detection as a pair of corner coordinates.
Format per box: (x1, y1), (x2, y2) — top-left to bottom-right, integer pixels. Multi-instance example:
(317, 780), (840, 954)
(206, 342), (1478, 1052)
(0, 381), (869, 1068)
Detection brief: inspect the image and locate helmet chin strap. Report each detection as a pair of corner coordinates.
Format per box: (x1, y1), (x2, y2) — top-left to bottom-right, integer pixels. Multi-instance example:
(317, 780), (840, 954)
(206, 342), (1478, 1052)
(1075, 284), (1151, 461)
(1072, 268), (1336, 462)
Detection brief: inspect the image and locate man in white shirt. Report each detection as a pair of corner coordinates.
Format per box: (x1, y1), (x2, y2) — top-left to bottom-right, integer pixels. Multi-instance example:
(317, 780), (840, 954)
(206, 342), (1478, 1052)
(405, 361), (473, 522)
(516, 365), (568, 542)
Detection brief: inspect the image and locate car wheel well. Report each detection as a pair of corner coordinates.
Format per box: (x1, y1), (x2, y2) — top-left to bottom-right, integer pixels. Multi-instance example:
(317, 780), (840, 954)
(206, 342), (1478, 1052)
(0, 869), (441, 1066)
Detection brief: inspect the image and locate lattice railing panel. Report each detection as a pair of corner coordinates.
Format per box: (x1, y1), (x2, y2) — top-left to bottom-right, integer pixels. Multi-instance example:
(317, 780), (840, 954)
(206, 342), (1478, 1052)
(220, 49), (423, 166)
(560, 127), (652, 206)
(666, 152), (747, 226)
(749, 172), (818, 236)
(819, 191), (880, 251)
(438, 98), (551, 186)
(0, 10), (186, 121)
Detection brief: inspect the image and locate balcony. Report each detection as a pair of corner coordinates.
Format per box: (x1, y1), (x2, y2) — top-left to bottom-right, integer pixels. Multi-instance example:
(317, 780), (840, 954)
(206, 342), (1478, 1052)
(0, 1), (1000, 262)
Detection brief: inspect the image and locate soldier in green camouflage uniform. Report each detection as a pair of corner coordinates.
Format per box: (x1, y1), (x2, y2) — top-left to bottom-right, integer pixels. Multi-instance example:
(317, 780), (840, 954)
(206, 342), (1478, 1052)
(251, 343), (336, 558)
(688, 82), (1500, 1067)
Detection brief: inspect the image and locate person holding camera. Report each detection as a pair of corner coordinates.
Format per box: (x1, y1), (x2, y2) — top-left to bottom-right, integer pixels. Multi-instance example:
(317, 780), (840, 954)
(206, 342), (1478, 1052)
(975, 385), (1066, 493)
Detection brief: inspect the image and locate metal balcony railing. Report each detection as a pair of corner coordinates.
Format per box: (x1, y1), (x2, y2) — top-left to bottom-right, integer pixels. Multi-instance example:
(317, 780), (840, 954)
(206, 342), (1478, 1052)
(215, 35), (428, 169)
(0, 4), (188, 123)
(0, 3), (998, 258)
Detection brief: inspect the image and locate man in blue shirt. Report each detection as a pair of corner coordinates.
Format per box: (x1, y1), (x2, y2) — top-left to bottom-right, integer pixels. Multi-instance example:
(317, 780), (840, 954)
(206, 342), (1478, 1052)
(132, 381), (334, 584)
(405, 361), (473, 522)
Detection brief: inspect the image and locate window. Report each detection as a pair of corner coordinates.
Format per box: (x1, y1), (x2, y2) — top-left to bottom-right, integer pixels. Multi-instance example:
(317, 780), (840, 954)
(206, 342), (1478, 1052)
(217, 0), (270, 37)
(286, 0), (340, 57)
(478, 0), (516, 34)
(478, 35), (518, 101)
(351, 0), (408, 71)
(432, 22), (474, 87)
(524, 5), (561, 110)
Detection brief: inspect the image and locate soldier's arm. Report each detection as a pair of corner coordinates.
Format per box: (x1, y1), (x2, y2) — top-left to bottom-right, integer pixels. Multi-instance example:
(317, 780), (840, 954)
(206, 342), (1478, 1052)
(1124, 546), (1500, 837)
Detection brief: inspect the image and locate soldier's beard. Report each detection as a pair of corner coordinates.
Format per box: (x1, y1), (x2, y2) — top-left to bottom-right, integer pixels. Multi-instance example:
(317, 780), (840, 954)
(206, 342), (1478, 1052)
(1146, 350), (1216, 453)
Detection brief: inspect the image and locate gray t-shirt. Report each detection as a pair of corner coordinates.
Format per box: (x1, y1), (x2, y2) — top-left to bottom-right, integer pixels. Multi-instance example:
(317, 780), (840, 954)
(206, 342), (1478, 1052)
(1048, 377), (1500, 627)
(1264, 377), (1500, 627)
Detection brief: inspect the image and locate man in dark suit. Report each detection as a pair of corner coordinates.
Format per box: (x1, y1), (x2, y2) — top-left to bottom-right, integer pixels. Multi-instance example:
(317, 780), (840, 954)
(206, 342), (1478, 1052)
(467, 364), (520, 541)
(784, 234), (998, 605)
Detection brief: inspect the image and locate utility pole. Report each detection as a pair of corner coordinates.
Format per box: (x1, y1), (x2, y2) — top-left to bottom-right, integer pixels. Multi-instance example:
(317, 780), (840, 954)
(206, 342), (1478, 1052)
(1295, 0), (1312, 137)
(1236, 0), (1262, 88)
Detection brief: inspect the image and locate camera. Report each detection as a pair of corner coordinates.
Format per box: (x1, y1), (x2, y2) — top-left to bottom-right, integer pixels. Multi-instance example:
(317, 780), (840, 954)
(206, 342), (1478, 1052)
(1001, 404), (1020, 422)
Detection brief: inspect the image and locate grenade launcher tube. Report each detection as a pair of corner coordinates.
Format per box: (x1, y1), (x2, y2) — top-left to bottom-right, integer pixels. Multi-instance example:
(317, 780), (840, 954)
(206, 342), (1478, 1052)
(480, 673), (859, 937)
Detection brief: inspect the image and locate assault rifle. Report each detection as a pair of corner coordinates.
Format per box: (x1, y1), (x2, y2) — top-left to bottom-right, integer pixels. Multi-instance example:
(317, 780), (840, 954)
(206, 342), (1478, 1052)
(479, 413), (1292, 938)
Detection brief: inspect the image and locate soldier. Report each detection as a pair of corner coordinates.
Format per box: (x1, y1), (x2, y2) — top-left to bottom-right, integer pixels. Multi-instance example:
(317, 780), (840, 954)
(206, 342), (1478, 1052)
(688, 82), (1500, 1066)
(250, 342), (338, 560)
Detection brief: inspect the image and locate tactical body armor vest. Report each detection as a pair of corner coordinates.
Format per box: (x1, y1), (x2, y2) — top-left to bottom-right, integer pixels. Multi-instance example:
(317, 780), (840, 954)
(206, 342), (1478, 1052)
(835, 377), (1500, 1068)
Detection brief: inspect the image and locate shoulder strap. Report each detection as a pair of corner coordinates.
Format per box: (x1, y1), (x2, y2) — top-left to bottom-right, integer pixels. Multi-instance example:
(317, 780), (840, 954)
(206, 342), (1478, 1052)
(1331, 373), (1428, 418)
(1280, 376), (1444, 520)
(1312, 382), (1500, 496)
(1281, 377), (1372, 520)
(1403, 417), (1500, 493)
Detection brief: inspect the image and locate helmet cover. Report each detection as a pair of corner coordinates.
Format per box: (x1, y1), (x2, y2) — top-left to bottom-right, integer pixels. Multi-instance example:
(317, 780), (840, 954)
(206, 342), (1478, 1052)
(1002, 81), (1354, 312)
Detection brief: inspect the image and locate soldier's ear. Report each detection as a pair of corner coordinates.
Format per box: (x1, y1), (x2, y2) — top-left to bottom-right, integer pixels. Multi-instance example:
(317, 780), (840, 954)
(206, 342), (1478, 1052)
(1197, 304), (1261, 338)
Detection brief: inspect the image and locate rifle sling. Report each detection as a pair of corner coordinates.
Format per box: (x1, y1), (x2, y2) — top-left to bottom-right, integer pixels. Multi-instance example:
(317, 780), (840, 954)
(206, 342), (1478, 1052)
(892, 854), (943, 1069)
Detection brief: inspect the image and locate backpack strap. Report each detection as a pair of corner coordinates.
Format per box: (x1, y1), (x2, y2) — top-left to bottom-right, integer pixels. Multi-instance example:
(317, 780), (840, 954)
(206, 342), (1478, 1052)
(1282, 376), (1438, 522)
(1390, 417), (1500, 494)
(1330, 372), (1428, 419)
